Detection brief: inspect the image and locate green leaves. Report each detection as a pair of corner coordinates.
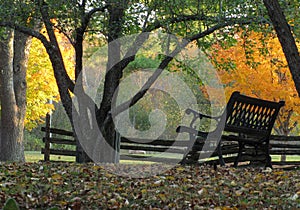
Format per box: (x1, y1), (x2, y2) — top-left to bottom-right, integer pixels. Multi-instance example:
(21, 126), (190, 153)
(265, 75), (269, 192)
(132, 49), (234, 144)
(3, 198), (19, 210)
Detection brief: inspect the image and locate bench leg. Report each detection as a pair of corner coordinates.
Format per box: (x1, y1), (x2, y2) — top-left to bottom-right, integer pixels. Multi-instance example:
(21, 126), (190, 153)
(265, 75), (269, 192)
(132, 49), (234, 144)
(181, 151), (199, 164)
(234, 142), (244, 167)
(217, 144), (225, 166)
(265, 144), (272, 169)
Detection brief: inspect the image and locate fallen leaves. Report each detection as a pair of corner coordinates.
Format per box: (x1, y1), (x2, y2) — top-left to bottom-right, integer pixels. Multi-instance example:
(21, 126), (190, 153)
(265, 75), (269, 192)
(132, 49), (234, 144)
(0, 162), (299, 209)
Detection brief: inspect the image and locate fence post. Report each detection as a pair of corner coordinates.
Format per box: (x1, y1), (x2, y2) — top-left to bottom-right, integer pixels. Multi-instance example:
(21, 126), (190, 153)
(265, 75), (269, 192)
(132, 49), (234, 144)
(44, 113), (51, 161)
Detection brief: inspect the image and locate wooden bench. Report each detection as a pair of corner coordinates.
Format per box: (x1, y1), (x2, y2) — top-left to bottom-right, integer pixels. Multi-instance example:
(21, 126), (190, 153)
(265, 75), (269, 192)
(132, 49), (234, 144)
(176, 91), (285, 168)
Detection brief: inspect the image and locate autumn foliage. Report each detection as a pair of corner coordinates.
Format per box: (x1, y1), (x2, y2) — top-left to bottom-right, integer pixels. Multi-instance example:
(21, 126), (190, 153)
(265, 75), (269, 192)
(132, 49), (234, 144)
(26, 27), (75, 129)
(0, 163), (299, 209)
(211, 30), (300, 135)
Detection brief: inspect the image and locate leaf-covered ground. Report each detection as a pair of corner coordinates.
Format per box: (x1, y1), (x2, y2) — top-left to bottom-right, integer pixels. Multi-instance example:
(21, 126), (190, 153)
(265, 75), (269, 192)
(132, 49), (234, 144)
(0, 162), (299, 209)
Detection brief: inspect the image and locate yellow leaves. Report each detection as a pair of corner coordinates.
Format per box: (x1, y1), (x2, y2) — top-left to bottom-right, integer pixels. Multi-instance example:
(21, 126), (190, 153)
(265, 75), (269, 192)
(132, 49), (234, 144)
(244, 183), (252, 188)
(230, 180), (238, 187)
(197, 188), (208, 196)
(26, 26), (75, 129)
(51, 173), (62, 180)
(50, 173), (63, 185)
(175, 166), (185, 172)
(166, 175), (175, 181)
(141, 188), (147, 195)
(157, 192), (167, 202)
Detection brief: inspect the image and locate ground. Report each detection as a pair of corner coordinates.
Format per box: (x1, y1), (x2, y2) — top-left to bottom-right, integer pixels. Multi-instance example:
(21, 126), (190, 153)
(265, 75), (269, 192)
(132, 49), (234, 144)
(0, 162), (299, 209)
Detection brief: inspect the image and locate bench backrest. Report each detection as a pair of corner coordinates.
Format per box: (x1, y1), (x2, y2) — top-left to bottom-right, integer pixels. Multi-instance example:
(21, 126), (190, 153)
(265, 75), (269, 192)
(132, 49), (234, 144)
(224, 91), (285, 138)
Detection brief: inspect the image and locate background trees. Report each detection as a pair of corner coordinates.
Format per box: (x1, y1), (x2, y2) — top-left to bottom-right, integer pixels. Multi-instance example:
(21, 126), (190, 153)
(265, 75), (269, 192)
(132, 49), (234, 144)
(1, 0), (300, 162)
(2, 0), (262, 163)
(211, 30), (300, 137)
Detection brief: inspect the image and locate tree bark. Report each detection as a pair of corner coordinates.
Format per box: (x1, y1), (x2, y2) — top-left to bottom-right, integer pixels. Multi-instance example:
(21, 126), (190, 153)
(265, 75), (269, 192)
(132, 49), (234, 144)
(0, 28), (31, 162)
(263, 0), (300, 161)
(94, 2), (127, 163)
(263, 0), (300, 96)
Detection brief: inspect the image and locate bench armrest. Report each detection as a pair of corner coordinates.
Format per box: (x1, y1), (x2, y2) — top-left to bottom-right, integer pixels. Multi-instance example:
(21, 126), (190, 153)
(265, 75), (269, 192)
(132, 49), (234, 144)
(185, 108), (221, 120)
(176, 125), (207, 137)
(182, 108), (222, 130)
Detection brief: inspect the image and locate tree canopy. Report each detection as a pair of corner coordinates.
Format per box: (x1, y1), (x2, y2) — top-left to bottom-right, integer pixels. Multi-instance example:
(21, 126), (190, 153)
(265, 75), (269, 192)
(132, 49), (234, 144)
(1, 0), (300, 162)
(211, 30), (300, 136)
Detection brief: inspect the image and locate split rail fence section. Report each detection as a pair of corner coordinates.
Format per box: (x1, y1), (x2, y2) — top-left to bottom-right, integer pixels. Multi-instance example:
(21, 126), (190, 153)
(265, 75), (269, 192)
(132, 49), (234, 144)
(41, 115), (300, 165)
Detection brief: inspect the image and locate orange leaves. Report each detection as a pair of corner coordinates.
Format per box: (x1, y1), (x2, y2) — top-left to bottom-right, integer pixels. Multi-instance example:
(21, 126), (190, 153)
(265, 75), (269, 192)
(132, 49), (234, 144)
(212, 30), (300, 135)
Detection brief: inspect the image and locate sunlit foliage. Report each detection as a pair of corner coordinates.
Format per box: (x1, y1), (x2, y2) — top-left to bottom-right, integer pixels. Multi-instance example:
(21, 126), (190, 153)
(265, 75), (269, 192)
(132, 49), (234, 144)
(26, 27), (75, 129)
(211, 30), (300, 135)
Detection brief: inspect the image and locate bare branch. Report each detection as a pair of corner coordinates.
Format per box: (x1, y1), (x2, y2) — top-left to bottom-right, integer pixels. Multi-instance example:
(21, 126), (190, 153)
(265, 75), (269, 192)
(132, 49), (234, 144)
(85, 4), (109, 22)
(144, 14), (207, 32)
(53, 25), (75, 46)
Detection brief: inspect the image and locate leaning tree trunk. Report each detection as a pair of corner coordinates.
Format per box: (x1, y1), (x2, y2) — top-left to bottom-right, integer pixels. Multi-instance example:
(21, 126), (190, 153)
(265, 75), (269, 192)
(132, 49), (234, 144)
(263, 0), (300, 97)
(0, 28), (31, 162)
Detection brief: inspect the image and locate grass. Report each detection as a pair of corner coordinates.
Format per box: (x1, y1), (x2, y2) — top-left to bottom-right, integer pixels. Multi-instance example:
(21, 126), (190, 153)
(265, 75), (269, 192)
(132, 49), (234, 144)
(25, 151), (75, 162)
(25, 151), (300, 163)
(272, 155), (300, 161)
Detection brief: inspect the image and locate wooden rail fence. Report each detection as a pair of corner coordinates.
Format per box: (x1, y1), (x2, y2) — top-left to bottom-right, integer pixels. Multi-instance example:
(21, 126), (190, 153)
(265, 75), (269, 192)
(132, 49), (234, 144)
(41, 111), (300, 165)
(41, 126), (300, 166)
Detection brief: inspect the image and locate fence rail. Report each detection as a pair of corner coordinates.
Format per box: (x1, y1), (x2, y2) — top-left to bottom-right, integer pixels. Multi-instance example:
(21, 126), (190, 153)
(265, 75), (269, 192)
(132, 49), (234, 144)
(41, 114), (300, 165)
(41, 128), (300, 165)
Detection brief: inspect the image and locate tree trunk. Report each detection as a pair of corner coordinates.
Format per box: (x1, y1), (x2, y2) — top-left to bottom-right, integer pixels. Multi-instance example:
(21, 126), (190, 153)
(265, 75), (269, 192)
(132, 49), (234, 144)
(95, 2), (126, 163)
(0, 28), (30, 162)
(263, 0), (300, 162)
(263, 0), (300, 96)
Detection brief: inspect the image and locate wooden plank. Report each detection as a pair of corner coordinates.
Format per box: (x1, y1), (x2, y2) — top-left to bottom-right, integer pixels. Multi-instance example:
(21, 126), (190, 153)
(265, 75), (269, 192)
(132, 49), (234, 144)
(270, 144), (300, 149)
(44, 114), (51, 161)
(272, 161), (300, 165)
(270, 135), (300, 141)
(120, 137), (189, 147)
(204, 156), (236, 165)
(43, 137), (76, 145)
(270, 150), (300, 155)
(120, 145), (186, 154)
(41, 148), (77, 157)
(41, 127), (74, 137)
(120, 154), (182, 164)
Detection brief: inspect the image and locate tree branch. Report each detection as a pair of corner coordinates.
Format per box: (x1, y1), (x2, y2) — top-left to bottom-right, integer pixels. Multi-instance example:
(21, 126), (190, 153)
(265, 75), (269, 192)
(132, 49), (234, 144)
(40, 2), (75, 92)
(85, 4), (109, 22)
(112, 17), (258, 117)
(0, 21), (48, 45)
(144, 14), (207, 32)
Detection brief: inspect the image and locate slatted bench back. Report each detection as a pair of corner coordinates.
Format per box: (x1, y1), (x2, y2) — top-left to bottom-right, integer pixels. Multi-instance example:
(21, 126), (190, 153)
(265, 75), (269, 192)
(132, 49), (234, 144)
(224, 91), (285, 137)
